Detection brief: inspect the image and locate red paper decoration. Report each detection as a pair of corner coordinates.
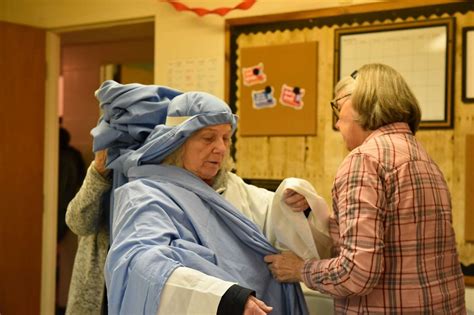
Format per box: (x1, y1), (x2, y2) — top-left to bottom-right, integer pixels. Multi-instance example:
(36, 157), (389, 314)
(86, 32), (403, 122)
(164, 0), (256, 17)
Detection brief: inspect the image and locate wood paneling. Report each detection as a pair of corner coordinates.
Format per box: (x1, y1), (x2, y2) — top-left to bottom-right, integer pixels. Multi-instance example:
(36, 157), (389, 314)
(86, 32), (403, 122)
(465, 134), (474, 241)
(0, 21), (45, 314)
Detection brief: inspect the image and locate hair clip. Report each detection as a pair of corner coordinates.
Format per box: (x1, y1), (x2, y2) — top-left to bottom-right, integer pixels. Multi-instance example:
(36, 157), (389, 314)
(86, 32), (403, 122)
(350, 70), (358, 79)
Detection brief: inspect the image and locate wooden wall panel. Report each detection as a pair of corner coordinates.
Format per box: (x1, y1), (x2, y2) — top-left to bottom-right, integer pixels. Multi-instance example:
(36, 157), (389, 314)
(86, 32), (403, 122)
(0, 21), (45, 314)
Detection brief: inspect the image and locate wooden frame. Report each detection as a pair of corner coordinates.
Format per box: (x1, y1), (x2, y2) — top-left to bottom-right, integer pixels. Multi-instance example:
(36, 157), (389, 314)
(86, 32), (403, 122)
(462, 26), (474, 103)
(334, 18), (455, 129)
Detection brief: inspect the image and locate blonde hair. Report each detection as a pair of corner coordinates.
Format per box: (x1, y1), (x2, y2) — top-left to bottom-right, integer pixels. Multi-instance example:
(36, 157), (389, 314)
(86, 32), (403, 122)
(338, 63), (421, 134)
(334, 76), (355, 101)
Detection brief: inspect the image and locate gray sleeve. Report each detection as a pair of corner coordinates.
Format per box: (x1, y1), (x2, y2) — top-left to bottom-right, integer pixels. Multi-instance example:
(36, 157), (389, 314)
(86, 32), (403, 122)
(65, 161), (112, 236)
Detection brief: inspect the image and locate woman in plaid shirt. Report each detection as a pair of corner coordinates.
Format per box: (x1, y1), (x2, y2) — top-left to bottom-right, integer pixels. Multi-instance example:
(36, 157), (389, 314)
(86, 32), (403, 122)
(265, 63), (466, 314)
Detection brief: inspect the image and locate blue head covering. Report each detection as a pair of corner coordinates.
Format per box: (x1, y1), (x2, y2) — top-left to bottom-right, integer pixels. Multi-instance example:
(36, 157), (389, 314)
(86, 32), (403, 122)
(91, 80), (182, 168)
(91, 80), (238, 178)
(121, 91), (238, 176)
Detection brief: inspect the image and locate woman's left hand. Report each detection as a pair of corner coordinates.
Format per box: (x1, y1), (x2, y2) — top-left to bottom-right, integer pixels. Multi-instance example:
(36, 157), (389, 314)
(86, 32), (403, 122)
(264, 251), (304, 283)
(283, 189), (309, 212)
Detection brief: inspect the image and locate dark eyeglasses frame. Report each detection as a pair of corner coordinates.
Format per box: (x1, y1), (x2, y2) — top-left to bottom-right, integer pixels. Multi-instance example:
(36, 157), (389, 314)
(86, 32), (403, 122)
(350, 70), (358, 79)
(330, 70), (357, 119)
(330, 93), (351, 119)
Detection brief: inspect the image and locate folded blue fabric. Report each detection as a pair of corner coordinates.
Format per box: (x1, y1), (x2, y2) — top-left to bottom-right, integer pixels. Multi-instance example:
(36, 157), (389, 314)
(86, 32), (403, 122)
(91, 80), (182, 172)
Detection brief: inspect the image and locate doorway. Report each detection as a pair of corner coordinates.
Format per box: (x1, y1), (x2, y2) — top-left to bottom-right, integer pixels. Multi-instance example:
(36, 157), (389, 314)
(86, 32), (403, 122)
(55, 20), (154, 314)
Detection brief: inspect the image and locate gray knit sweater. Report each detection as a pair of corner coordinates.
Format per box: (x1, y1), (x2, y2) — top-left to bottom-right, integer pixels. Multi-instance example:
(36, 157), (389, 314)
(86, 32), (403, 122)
(65, 162), (111, 315)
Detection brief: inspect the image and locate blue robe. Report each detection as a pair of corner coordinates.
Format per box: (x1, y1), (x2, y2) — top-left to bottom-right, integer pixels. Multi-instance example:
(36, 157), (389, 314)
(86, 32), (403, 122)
(106, 164), (308, 315)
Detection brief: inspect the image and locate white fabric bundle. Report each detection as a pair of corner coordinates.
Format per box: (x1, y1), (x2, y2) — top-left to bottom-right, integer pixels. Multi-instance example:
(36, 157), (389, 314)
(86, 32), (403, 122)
(271, 178), (330, 260)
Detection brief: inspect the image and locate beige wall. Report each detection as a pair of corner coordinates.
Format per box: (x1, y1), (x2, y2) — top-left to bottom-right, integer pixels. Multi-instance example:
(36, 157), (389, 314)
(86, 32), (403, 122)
(1, 0), (383, 98)
(153, 0), (384, 99)
(0, 0), (382, 28)
(0, 0), (156, 28)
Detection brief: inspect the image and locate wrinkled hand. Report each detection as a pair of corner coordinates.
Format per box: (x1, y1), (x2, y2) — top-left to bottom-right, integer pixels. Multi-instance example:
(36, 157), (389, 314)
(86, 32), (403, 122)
(243, 295), (273, 315)
(283, 189), (309, 212)
(264, 251), (304, 283)
(94, 149), (109, 177)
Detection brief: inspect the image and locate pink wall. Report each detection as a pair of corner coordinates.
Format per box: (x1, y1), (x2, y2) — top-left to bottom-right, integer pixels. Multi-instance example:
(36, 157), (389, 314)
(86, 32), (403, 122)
(61, 38), (154, 164)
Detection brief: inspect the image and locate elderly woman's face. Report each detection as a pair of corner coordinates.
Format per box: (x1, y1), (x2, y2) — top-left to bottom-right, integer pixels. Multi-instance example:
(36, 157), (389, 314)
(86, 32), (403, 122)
(182, 124), (232, 184)
(334, 93), (372, 151)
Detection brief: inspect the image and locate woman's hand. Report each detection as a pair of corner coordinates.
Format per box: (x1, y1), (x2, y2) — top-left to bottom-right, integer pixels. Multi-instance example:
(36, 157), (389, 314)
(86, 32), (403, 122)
(243, 296), (272, 315)
(283, 189), (309, 212)
(94, 149), (109, 177)
(264, 251), (304, 283)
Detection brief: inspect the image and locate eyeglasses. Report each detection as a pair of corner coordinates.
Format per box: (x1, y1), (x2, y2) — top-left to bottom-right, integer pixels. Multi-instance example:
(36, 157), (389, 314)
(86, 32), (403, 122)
(350, 70), (358, 79)
(330, 93), (351, 119)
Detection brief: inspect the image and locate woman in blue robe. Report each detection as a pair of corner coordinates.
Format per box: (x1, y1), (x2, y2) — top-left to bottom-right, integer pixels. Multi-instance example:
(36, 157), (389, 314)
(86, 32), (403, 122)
(94, 82), (311, 315)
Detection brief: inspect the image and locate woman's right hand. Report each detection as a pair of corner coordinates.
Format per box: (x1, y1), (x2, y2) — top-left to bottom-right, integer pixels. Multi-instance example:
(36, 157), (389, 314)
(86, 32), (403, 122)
(94, 149), (109, 177)
(243, 296), (273, 314)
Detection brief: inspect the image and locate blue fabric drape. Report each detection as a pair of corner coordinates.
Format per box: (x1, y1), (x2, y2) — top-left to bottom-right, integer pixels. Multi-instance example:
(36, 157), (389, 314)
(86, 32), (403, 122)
(106, 164), (308, 315)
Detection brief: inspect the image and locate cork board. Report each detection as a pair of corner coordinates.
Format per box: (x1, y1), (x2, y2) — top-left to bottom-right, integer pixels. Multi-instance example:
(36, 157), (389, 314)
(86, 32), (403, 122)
(239, 42), (318, 136)
(466, 134), (474, 241)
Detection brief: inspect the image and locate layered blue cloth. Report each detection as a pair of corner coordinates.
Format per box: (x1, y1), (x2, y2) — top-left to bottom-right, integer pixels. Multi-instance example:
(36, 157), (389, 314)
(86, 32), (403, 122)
(120, 91), (238, 175)
(106, 164), (308, 315)
(90, 80), (182, 237)
(91, 80), (182, 188)
(91, 81), (237, 177)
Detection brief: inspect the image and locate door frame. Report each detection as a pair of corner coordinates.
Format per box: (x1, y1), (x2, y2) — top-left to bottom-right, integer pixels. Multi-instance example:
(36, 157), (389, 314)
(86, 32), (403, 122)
(42, 31), (60, 315)
(41, 17), (155, 314)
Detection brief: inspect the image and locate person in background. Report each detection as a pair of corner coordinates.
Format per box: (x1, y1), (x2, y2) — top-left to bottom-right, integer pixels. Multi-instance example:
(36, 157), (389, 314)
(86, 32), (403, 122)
(94, 82), (314, 315)
(265, 63), (466, 314)
(58, 127), (86, 241)
(65, 149), (112, 315)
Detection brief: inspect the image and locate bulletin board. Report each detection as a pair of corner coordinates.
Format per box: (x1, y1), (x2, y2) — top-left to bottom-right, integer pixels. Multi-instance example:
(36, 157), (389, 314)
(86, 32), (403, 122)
(239, 42), (318, 136)
(334, 18), (455, 129)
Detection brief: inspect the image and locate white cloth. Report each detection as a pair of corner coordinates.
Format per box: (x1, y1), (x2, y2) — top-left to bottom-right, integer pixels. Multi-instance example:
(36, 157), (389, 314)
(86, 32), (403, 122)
(271, 178), (330, 260)
(157, 267), (234, 315)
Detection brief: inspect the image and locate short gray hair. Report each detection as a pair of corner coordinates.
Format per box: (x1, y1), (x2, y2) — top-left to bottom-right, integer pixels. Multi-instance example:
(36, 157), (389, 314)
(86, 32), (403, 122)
(337, 63), (421, 134)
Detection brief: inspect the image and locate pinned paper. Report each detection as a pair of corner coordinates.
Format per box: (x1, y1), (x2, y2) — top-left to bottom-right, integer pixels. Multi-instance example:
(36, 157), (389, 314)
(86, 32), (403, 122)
(242, 63), (267, 86)
(280, 84), (305, 109)
(251, 86), (276, 109)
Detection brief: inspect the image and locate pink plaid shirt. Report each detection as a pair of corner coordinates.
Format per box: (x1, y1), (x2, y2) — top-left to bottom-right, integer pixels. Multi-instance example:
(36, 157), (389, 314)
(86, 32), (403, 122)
(303, 122), (465, 314)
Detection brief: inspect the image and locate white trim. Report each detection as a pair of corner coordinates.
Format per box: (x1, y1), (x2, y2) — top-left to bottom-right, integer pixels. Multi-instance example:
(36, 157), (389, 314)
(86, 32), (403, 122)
(165, 116), (192, 126)
(41, 31), (60, 315)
